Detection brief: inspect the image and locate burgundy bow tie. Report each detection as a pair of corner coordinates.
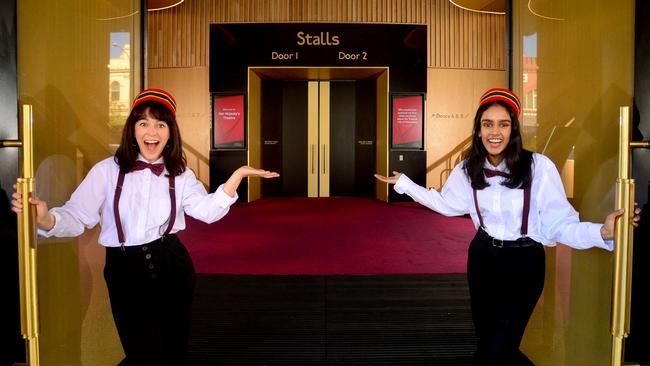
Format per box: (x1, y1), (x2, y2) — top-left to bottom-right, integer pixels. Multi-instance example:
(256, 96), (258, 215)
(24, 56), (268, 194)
(131, 160), (165, 176)
(483, 168), (510, 178)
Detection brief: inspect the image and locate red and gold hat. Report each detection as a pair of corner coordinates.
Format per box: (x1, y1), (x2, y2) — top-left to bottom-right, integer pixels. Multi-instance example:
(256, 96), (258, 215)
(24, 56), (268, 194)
(479, 88), (521, 116)
(131, 88), (177, 117)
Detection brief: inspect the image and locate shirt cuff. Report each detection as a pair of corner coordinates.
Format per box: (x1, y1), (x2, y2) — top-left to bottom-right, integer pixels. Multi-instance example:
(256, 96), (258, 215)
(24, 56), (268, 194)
(592, 223), (614, 251)
(37, 210), (61, 238)
(214, 184), (239, 207)
(394, 174), (414, 195)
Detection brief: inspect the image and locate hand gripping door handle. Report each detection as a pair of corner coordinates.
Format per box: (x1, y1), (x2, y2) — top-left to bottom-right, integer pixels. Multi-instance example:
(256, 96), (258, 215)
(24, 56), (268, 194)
(610, 106), (649, 366)
(0, 104), (41, 366)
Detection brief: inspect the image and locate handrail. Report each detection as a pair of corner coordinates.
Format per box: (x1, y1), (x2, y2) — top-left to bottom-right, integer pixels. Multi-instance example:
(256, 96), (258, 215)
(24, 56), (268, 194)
(426, 135), (472, 188)
(182, 142), (209, 189)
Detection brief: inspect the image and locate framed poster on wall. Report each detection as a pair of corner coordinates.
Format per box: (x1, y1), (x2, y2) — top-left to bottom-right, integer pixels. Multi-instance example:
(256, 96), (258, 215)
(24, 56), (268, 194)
(391, 93), (424, 150)
(212, 93), (246, 149)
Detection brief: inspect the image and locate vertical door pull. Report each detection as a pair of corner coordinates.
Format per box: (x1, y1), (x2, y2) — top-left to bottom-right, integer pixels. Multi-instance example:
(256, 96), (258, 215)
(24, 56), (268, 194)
(322, 144), (327, 174)
(0, 105), (41, 366)
(610, 106), (650, 366)
(311, 144), (315, 174)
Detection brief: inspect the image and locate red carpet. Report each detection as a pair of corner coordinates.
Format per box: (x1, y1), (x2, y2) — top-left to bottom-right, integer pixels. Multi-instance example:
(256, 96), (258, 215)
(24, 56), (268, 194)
(178, 197), (475, 275)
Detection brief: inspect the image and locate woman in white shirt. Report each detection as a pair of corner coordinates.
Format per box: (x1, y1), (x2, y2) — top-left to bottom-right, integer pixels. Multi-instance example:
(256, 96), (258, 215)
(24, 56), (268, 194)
(11, 88), (279, 366)
(375, 88), (638, 366)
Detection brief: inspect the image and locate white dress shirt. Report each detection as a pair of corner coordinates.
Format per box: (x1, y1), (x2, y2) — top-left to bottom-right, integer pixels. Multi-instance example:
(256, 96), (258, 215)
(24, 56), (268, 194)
(39, 156), (238, 247)
(394, 153), (612, 251)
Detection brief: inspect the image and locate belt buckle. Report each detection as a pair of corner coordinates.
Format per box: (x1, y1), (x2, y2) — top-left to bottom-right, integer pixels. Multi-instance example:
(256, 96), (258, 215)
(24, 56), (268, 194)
(491, 237), (504, 248)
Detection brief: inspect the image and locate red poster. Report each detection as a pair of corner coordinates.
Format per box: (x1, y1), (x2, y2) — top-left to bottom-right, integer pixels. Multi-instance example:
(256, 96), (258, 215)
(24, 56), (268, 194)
(392, 95), (423, 149)
(214, 94), (245, 148)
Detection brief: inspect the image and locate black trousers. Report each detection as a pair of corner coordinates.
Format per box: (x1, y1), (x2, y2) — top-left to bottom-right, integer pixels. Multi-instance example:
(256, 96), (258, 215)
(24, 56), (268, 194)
(467, 231), (545, 366)
(104, 234), (196, 366)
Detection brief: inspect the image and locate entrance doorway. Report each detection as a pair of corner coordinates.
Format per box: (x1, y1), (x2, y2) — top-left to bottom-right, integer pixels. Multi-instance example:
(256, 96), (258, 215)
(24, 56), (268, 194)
(256, 69), (382, 198)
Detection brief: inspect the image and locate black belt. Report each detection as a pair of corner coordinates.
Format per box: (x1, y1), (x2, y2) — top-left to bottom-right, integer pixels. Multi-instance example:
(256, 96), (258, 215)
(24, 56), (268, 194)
(106, 234), (178, 254)
(476, 227), (539, 249)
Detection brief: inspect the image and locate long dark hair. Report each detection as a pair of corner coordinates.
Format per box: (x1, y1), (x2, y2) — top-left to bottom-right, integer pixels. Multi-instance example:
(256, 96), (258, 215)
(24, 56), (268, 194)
(462, 100), (533, 190)
(114, 101), (187, 176)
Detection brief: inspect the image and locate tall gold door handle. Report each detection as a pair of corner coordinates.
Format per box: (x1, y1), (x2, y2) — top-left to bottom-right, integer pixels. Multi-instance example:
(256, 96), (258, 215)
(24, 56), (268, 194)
(311, 144), (315, 174)
(322, 144), (327, 174)
(610, 106), (649, 366)
(1, 104), (40, 366)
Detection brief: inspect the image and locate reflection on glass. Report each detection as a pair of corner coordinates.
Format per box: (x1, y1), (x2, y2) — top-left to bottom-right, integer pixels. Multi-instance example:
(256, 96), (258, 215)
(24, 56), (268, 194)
(18, 1), (141, 363)
(109, 32), (131, 127)
(522, 33), (537, 147)
(514, 1), (634, 365)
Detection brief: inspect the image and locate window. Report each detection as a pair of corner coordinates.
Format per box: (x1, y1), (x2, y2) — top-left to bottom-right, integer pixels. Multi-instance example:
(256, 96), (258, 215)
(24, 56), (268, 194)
(111, 81), (120, 102)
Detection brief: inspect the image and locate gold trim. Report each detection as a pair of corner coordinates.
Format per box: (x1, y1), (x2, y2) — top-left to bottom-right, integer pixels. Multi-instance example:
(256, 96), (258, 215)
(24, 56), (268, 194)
(319, 81), (330, 197)
(247, 71), (262, 202)
(611, 106), (650, 366)
(148, 0), (185, 12)
(0, 140), (23, 148)
(375, 70), (390, 202)
(448, 0), (505, 15)
(527, 0), (565, 21)
(249, 66), (390, 200)
(17, 105), (40, 366)
(308, 81), (319, 197)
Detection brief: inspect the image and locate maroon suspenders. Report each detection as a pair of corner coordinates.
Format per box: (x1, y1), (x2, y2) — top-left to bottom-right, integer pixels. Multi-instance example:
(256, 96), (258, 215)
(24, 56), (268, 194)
(114, 171), (177, 249)
(473, 183), (531, 237)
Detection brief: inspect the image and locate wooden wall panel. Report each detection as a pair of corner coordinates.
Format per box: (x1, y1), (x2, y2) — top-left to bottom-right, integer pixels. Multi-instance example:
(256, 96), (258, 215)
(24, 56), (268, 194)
(425, 68), (504, 189)
(147, 0), (506, 187)
(147, 0), (504, 70)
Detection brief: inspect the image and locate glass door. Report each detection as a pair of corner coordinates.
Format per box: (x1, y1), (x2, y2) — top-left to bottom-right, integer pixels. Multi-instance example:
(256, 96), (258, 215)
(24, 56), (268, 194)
(512, 1), (635, 365)
(13, 0), (142, 364)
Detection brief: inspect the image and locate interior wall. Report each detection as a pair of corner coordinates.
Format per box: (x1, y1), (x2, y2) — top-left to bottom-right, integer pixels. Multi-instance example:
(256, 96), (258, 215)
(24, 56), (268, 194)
(426, 68), (505, 189)
(148, 67), (211, 186)
(146, 0), (505, 187)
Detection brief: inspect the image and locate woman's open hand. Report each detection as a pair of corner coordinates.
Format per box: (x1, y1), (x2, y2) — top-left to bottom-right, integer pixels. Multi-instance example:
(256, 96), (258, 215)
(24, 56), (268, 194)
(223, 166), (280, 197)
(374, 171), (403, 185)
(235, 166), (280, 179)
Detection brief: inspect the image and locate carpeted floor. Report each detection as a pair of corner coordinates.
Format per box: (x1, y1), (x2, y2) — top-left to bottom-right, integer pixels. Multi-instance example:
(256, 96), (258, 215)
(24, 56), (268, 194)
(178, 197), (476, 275)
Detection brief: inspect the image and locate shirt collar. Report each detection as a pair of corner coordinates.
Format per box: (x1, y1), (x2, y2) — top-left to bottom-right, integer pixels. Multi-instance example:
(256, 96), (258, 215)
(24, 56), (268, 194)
(483, 158), (509, 173)
(137, 154), (164, 165)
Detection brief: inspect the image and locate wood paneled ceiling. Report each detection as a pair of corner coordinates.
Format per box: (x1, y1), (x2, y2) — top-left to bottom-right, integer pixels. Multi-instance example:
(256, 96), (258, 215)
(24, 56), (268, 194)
(450, 0), (506, 13)
(148, 0), (184, 11)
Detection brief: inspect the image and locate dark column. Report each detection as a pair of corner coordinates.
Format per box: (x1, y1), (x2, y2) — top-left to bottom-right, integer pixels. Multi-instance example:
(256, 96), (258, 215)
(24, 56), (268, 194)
(0, 0), (25, 364)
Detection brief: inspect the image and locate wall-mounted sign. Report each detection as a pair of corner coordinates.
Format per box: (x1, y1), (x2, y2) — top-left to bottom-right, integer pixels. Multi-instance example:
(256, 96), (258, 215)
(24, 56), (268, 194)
(213, 94), (245, 149)
(210, 23), (427, 93)
(392, 94), (424, 149)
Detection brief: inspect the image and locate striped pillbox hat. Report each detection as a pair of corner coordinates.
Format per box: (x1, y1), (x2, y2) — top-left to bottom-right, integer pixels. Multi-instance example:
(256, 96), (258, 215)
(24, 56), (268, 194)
(479, 88), (521, 116)
(131, 88), (177, 117)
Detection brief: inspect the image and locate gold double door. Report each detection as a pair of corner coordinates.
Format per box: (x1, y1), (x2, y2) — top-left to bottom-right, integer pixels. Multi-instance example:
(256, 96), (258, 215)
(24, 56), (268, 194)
(307, 81), (331, 197)
(254, 70), (384, 200)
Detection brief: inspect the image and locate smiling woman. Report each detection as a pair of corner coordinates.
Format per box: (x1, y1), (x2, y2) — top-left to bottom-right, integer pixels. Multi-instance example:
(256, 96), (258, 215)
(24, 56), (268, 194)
(375, 87), (638, 366)
(10, 88), (279, 365)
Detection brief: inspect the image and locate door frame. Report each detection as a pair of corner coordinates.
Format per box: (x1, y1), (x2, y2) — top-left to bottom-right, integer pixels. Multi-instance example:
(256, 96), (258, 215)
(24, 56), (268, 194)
(247, 66), (390, 202)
